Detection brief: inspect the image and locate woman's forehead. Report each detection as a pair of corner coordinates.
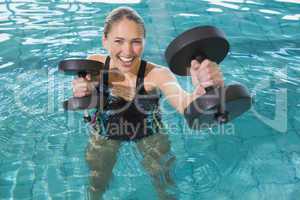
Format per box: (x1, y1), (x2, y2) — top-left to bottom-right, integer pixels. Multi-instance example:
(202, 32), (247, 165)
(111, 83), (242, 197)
(108, 19), (144, 38)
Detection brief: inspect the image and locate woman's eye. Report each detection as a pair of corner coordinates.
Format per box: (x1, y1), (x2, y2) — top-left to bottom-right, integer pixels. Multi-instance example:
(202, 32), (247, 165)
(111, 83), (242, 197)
(133, 40), (142, 44)
(114, 40), (123, 44)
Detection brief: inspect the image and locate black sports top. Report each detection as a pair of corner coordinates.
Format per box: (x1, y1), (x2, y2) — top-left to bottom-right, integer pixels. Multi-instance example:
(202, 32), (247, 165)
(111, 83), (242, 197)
(97, 56), (163, 141)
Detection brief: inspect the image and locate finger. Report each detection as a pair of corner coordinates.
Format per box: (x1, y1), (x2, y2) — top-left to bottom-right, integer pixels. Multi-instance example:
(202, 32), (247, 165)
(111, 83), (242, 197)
(78, 91), (89, 97)
(86, 74), (92, 81)
(196, 64), (212, 81)
(72, 78), (85, 88)
(75, 92), (82, 97)
(191, 75), (200, 87)
(80, 85), (88, 92)
(199, 59), (211, 70)
(194, 69), (220, 85)
(74, 91), (90, 97)
(191, 59), (201, 70)
(195, 84), (206, 95)
(190, 65), (200, 86)
(195, 69), (214, 83)
(202, 64), (221, 78)
(72, 78), (79, 86)
(73, 91), (82, 97)
(192, 60), (222, 84)
(200, 80), (213, 88)
(74, 81), (87, 89)
(199, 60), (218, 73)
(73, 82), (90, 94)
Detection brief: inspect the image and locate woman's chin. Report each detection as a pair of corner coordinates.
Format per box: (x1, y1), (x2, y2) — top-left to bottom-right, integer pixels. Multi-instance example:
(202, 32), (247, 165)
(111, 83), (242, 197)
(118, 61), (135, 71)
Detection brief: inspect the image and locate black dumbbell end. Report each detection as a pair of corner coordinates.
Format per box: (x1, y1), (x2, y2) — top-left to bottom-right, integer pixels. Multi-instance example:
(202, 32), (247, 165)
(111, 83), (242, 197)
(59, 59), (104, 76)
(224, 84), (252, 121)
(165, 26), (230, 76)
(183, 84), (252, 130)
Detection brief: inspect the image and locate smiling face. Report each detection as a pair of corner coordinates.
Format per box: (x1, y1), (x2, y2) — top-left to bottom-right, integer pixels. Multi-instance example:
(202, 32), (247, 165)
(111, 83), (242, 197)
(102, 18), (145, 74)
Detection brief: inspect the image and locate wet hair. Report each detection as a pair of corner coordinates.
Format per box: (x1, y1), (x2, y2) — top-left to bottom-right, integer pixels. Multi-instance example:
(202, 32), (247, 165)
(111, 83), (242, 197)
(103, 6), (146, 38)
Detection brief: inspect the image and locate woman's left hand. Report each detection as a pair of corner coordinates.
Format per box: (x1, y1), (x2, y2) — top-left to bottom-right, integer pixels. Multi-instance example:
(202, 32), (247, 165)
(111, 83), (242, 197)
(190, 59), (224, 95)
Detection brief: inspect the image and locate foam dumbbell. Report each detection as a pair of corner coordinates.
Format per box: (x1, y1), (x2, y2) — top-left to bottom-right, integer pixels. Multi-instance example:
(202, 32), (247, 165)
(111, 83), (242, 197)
(165, 26), (252, 129)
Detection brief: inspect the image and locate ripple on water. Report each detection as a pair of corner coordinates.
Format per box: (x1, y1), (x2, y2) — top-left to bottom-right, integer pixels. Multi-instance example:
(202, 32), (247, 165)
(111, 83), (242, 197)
(213, 136), (246, 175)
(247, 139), (297, 184)
(0, 33), (11, 43)
(175, 152), (221, 194)
(14, 71), (50, 115)
(0, 62), (14, 69)
(114, 142), (146, 177)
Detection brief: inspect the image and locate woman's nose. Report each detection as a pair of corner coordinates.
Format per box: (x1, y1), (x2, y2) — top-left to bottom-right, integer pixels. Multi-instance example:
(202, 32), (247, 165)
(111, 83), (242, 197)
(122, 42), (133, 54)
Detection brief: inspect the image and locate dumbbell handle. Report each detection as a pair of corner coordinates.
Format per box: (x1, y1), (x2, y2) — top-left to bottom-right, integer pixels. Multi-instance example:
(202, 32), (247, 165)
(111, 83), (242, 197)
(78, 71), (87, 78)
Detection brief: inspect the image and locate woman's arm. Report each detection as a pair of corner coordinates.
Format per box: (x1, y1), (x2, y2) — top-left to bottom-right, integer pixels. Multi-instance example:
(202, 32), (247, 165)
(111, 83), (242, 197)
(150, 59), (223, 114)
(149, 67), (203, 114)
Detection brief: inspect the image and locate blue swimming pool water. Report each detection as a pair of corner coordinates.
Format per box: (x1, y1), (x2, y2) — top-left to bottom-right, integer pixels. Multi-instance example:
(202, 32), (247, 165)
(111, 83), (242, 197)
(0, 0), (300, 199)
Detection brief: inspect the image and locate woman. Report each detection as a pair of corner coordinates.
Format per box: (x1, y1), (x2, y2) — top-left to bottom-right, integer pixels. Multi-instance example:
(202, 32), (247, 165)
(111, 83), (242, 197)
(72, 6), (224, 200)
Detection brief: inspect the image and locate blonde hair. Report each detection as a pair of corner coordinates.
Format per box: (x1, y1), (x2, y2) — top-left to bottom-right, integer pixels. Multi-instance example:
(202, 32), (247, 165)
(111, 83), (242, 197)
(103, 6), (146, 38)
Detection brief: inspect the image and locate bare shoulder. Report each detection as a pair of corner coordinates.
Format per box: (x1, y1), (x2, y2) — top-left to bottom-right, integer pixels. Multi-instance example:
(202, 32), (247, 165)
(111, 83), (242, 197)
(87, 54), (106, 63)
(146, 62), (170, 75)
(145, 62), (173, 82)
(144, 62), (173, 89)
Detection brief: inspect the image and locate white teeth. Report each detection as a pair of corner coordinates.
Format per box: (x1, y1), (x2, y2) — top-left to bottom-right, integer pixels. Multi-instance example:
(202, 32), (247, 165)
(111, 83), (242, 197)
(119, 56), (134, 62)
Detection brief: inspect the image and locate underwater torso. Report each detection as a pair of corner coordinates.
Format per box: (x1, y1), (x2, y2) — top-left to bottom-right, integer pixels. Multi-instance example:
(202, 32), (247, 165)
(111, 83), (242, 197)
(97, 56), (163, 141)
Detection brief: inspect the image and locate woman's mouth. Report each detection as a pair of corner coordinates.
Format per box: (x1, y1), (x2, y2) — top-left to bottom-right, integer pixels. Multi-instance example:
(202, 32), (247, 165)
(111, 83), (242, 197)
(118, 56), (135, 67)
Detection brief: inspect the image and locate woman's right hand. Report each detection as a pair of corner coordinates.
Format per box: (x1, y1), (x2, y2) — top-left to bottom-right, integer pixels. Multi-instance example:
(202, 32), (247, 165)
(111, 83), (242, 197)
(72, 74), (94, 97)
